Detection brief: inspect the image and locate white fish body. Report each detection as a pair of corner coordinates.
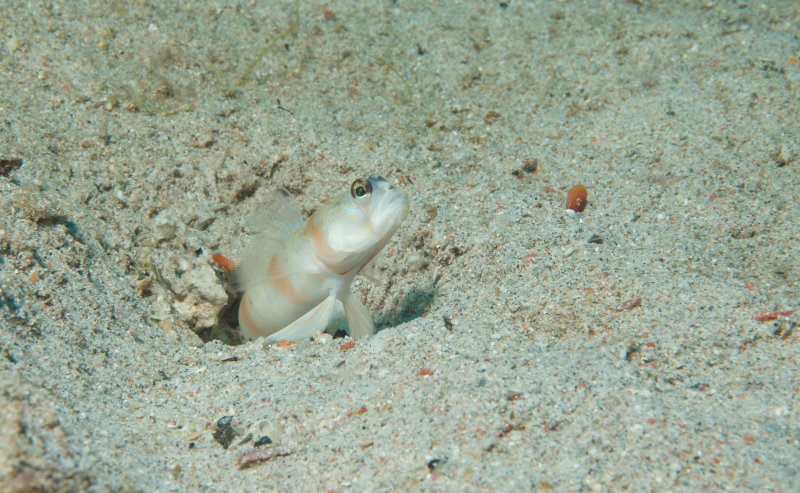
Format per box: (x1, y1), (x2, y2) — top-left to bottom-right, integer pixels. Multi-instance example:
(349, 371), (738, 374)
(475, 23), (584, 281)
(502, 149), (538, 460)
(236, 175), (409, 343)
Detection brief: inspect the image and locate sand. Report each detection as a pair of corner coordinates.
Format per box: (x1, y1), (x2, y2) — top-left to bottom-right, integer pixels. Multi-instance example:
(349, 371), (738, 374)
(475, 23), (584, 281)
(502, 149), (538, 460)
(1, 0), (799, 490)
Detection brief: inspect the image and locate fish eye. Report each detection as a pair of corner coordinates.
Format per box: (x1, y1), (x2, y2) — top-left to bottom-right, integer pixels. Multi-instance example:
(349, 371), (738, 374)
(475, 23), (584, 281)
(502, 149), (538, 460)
(350, 178), (372, 199)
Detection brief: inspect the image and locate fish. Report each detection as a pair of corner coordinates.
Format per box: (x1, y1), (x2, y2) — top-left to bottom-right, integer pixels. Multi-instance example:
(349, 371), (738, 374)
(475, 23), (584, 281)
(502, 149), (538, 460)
(236, 175), (409, 343)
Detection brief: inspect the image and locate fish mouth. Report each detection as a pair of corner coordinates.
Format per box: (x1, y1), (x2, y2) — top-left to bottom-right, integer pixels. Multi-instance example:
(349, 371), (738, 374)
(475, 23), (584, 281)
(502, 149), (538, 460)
(385, 188), (409, 216)
(362, 176), (409, 233)
(386, 189), (408, 210)
(370, 189), (409, 234)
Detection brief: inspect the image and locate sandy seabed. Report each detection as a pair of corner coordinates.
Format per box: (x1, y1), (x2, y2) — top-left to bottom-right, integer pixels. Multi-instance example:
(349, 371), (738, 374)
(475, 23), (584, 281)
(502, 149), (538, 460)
(1, 0), (799, 491)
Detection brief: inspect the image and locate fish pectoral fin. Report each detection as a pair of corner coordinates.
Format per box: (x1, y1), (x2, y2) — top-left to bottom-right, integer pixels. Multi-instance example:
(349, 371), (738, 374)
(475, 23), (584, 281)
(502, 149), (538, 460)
(264, 296), (336, 344)
(357, 255), (380, 284)
(342, 293), (375, 340)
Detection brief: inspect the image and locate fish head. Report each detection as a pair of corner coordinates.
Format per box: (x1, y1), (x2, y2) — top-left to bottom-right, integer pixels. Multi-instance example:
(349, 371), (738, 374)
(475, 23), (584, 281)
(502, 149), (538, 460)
(316, 175), (409, 269)
(351, 175), (409, 238)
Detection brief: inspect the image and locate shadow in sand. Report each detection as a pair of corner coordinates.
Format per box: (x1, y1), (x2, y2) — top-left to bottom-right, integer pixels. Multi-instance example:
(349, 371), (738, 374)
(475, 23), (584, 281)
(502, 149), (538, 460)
(375, 285), (437, 333)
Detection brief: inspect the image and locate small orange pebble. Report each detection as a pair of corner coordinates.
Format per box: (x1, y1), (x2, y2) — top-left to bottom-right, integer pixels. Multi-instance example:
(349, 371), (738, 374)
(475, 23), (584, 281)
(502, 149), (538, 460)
(417, 368), (434, 376)
(29, 271), (40, 283)
(346, 406), (368, 418)
(212, 253), (234, 272)
(754, 310), (793, 322)
(745, 281), (755, 291)
(279, 339), (296, 347)
(566, 184), (588, 212)
(340, 341), (355, 350)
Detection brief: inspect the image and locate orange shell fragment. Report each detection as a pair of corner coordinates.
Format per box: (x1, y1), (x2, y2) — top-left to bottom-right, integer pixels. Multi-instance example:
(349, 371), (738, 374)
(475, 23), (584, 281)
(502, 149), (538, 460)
(212, 253), (234, 272)
(566, 185), (588, 212)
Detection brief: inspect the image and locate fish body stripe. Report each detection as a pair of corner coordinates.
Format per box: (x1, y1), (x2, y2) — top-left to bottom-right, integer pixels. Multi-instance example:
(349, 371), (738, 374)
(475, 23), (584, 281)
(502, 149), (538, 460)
(239, 228), (345, 339)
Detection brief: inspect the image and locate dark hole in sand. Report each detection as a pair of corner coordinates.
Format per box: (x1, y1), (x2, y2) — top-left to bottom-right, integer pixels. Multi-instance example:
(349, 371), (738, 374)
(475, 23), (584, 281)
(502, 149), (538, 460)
(198, 286), (437, 345)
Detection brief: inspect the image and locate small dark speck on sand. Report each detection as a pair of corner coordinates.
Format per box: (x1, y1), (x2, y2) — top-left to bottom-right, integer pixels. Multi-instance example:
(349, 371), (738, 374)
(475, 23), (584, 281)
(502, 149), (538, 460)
(0, 158), (23, 176)
(254, 435), (273, 447)
(427, 458), (445, 471)
(213, 415), (236, 449)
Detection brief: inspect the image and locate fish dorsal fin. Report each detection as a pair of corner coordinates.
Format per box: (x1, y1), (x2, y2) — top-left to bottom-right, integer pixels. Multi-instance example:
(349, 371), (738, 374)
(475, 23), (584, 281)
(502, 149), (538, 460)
(235, 188), (305, 292)
(245, 188), (303, 236)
